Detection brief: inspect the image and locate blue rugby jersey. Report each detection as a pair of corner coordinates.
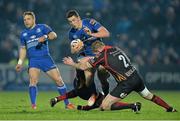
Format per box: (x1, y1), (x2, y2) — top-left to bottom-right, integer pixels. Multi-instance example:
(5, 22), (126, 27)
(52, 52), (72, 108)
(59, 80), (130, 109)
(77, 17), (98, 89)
(68, 18), (102, 56)
(20, 24), (52, 59)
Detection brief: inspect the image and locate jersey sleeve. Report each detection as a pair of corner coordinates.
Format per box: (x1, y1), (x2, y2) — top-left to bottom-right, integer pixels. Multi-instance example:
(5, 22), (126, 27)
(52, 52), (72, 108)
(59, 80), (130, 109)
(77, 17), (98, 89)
(88, 53), (104, 68)
(20, 32), (26, 46)
(42, 24), (53, 35)
(68, 31), (74, 41)
(89, 19), (102, 31)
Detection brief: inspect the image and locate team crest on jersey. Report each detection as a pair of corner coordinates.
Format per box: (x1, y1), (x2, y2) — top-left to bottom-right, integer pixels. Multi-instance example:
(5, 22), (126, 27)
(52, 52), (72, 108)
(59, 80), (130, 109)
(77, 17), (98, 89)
(119, 92), (127, 99)
(90, 19), (96, 25)
(73, 35), (78, 39)
(23, 32), (27, 37)
(36, 28), (41, 33)
(30, 35), (36, 39)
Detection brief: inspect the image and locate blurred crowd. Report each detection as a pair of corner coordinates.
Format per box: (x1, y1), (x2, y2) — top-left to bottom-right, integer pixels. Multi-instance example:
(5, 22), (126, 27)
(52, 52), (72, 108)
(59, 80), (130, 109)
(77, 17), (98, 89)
(0, 0), (179, 65)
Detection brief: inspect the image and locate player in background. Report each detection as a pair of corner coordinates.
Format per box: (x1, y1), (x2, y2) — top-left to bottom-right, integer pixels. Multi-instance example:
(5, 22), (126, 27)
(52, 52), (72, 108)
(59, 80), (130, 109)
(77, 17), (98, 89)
(63, 41), (177, 112)
(66, 10), (110, 96)
(15, 11), (74, 109)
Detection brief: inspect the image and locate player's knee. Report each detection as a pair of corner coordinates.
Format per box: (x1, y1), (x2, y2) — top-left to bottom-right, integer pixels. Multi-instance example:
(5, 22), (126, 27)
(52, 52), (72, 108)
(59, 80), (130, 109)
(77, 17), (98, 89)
(100, 100), (111, 110)
(140, 87), (153, 100)
(29, 78), (38, 86)
(100, 103), (111, 111)
(55, 78), (64, 86)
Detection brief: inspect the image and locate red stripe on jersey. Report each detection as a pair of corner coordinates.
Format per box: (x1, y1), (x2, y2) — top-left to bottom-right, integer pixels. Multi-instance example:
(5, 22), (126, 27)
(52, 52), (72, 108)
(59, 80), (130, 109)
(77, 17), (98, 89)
(91, 57), (104, 67)
(103, 46), (127, 81)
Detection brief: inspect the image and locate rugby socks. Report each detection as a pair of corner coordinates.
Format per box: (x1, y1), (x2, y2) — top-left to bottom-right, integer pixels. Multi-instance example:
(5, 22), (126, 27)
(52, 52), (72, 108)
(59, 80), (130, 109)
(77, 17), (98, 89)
(151, 95), (170, 110)
(111, 102), (134, 110)
(29, 86), (37, 106)
(57, 85), (69, 106)
(56, 90), (77, 101)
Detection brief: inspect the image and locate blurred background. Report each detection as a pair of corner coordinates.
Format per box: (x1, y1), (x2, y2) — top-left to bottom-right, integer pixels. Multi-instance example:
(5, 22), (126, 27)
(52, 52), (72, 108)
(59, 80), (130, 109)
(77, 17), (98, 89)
(0, 0), (180, 91)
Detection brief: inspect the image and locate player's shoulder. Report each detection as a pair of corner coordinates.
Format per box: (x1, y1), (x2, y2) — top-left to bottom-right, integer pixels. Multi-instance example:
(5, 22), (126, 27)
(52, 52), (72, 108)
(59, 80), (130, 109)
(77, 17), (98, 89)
(69, 27), (76, 34)
(82, 18), (97, 25)
(20, 29), (28, 37)
(36, 24), (47, 28)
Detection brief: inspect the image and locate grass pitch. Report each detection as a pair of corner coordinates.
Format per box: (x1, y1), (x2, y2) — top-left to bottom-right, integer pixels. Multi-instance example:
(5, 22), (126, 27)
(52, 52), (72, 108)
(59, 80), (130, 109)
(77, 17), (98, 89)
(0, 91), (179, 120)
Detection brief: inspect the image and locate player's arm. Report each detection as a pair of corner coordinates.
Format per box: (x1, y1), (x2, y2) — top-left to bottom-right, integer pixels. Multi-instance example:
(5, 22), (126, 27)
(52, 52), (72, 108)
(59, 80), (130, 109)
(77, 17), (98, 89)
(38, 31), (57, 42)
(84, 19), (110, 38)
(15, 46), (27, 72)
(63, 57), (92, 70)
(90, 26), (110, 38)
(39, 24), (57, 42)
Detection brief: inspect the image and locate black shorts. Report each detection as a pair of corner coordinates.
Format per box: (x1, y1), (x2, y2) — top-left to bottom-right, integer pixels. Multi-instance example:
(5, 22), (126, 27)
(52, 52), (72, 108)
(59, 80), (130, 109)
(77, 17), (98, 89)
(110, 71), (145, 98)
(73, 69), (97, 100)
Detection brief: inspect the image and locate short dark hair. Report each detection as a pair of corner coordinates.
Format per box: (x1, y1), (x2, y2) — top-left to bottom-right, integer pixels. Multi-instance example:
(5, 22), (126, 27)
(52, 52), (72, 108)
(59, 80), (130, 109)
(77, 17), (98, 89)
(23, 11), (35, 19)
(66, 10), (79, 18)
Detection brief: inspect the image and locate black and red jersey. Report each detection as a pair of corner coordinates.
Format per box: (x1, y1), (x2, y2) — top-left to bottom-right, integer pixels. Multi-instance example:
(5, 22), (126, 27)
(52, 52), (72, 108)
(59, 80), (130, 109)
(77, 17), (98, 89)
(89, 46), (136, 82)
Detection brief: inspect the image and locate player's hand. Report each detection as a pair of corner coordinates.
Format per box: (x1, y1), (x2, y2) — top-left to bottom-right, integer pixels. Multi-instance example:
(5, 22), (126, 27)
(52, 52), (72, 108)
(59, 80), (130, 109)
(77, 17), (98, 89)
(83, 27), (92, 36)
(15, 64), (23, 72)
(38, 35), (47, 43)
(63, 57), (75, 66)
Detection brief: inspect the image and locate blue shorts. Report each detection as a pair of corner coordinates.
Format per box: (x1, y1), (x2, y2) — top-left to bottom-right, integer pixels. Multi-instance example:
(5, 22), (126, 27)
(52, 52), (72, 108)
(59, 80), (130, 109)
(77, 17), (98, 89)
(28, 56), (57, 72)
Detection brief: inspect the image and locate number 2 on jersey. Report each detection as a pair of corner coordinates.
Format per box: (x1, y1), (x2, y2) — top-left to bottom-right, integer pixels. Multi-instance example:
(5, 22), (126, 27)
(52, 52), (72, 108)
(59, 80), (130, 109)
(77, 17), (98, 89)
(118, 55), (129, 68)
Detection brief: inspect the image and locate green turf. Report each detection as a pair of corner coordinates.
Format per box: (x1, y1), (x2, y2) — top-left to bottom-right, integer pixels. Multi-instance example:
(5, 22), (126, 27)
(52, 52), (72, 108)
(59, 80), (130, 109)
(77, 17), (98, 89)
(0, 91), (179, 120)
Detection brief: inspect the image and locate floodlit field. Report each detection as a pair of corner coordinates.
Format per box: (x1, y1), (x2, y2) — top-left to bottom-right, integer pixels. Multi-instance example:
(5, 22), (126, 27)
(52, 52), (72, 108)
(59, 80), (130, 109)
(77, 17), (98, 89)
(0, 91), (179, 120)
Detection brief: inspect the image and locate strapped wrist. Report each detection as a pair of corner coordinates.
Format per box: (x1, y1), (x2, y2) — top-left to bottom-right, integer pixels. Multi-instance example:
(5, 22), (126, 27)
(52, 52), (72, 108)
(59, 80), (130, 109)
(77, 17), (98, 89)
(44, 35), (48, 39)
(18, 59), (23, 65)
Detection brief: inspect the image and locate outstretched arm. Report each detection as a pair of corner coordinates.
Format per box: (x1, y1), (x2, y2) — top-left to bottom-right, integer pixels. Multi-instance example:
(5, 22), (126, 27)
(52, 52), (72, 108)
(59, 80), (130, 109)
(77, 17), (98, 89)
(63, 57), (92, 70)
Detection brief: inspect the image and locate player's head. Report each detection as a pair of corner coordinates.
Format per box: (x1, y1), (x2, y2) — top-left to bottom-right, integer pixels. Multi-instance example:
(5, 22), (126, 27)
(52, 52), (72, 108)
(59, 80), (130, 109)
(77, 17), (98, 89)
(91, 41), (105, 55)
(23, 11), (36, 29)
(66, 10), (82, 29)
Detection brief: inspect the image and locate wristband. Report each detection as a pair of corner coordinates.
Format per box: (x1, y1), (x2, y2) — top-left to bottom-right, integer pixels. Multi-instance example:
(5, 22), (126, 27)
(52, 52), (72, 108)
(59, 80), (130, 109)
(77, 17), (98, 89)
(18, 59), (23, 65)
(44, 35), (48, 39)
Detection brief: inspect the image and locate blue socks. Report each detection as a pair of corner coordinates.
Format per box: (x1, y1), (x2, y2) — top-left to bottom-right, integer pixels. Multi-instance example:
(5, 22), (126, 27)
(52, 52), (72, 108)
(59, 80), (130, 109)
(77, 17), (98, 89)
(29, 86), (37, 105)
(57, 85), (69, 106)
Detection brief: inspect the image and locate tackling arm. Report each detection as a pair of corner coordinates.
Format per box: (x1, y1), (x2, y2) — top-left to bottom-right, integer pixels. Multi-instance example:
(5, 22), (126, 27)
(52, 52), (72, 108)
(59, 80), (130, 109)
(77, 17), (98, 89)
(63, 57), (93, 70)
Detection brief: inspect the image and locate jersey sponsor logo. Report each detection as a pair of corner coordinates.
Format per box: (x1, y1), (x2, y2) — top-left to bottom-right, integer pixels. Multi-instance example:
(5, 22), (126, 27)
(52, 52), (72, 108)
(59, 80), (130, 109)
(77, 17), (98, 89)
(36, 28), (41, 33)
(30, 35), (36, 39)
(27, 38), (39, 44)
(119, 92), (127, 99)
(23, 32), (27, 37)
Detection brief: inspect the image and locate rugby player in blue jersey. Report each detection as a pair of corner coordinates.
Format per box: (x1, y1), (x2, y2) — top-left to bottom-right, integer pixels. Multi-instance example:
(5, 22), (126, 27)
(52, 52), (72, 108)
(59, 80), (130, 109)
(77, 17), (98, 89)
(66, 10), (110, 99)
(15, 11), (74, 109)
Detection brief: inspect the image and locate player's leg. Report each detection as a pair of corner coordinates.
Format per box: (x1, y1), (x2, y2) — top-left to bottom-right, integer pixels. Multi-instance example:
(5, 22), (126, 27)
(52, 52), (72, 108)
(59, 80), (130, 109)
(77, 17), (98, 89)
(100, 94), (141, 112)
(97, 66), (110, 96)
(100, 82), (141, 112)
(139, 87), (177, 112)
(135, 74), (177, 112)
(50, 89), (78, 107)
(28, 67), (41, 109)
(46, 68), (74, 109)
(77, 92), (105, 111)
